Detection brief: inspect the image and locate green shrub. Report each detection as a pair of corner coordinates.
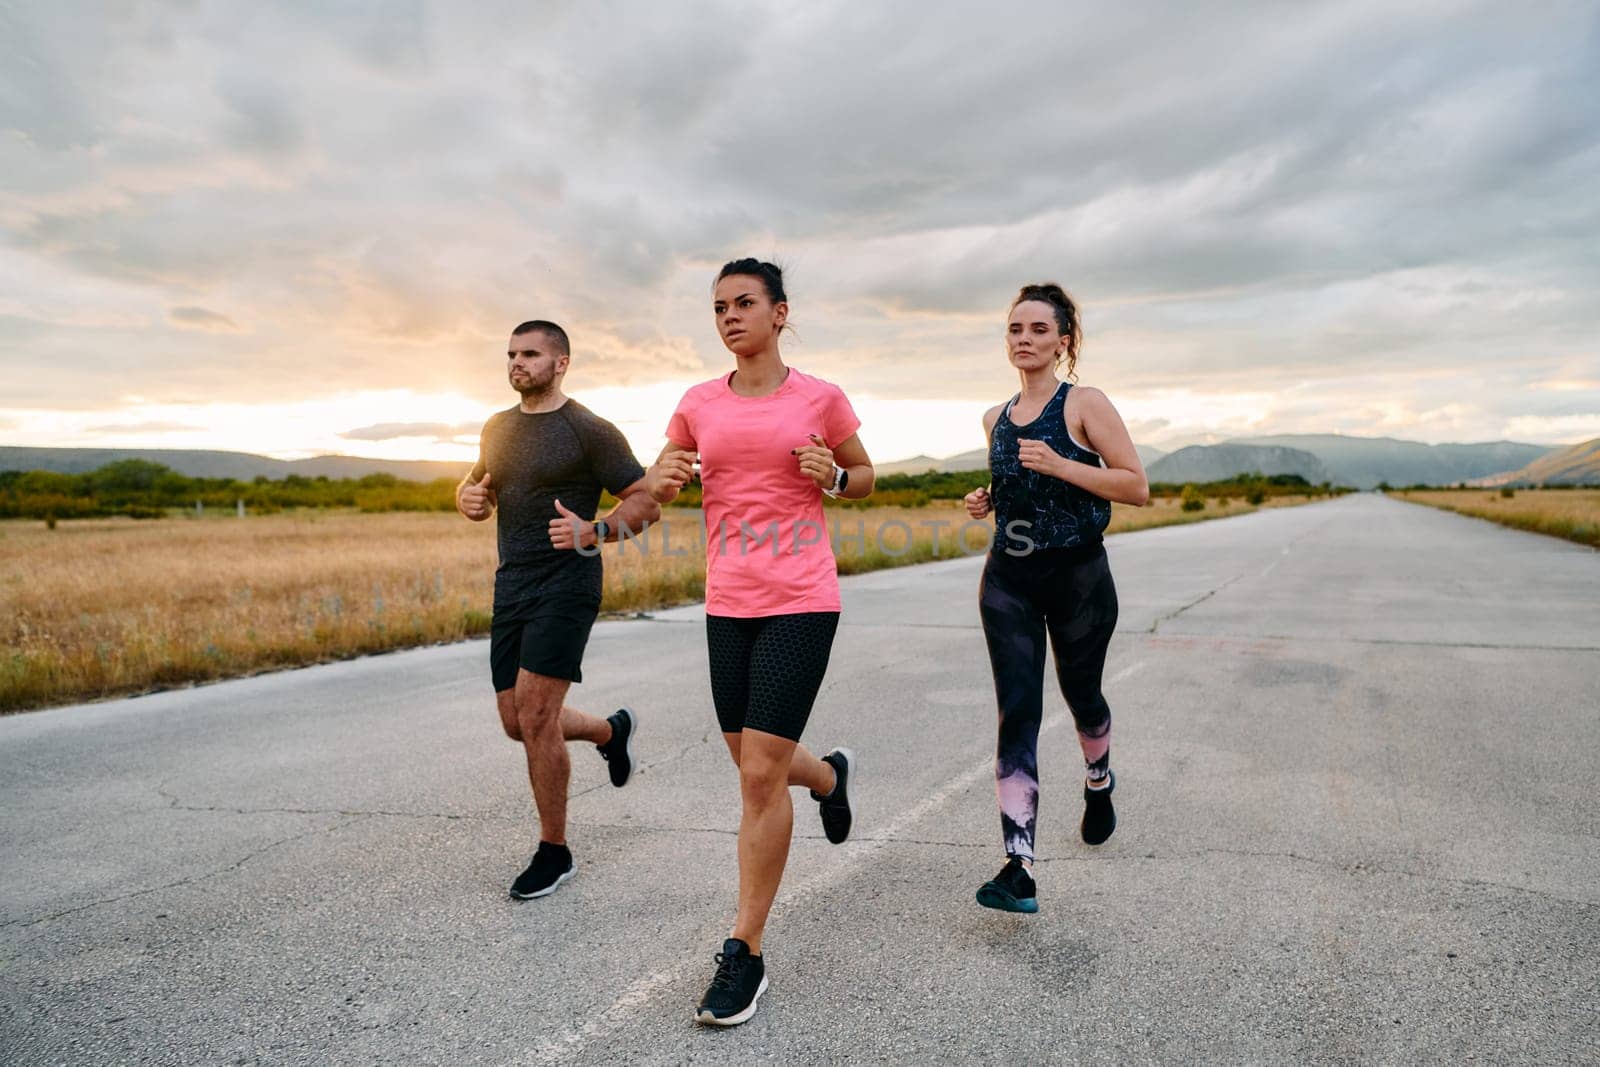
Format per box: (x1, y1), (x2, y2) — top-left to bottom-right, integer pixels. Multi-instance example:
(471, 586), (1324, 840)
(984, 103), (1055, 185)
(1180, 484), (1205, 512)
(1245, 486), (1266, 505)
(1500, 486), (1515, 498)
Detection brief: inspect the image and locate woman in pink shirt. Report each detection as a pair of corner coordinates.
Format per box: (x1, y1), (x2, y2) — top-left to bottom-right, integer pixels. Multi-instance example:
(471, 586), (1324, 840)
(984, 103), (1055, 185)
(649, 258), (875, 1027)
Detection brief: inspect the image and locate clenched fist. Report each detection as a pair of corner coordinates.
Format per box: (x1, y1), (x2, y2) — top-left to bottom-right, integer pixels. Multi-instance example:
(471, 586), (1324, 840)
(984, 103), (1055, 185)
(792, 433), (835, 489)
(648, 451), (697, 502)
(1018, 439), (1067, 479)
(964, 485), (992, 520)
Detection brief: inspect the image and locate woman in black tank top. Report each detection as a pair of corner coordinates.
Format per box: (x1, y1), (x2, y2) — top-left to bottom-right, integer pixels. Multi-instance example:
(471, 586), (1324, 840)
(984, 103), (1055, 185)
(964, 283), (1150, 914)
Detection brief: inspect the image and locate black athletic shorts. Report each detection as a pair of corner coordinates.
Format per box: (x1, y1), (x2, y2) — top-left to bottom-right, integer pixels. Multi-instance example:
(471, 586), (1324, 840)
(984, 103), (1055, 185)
(490, 592), (601, 691)
(706, 612), (840, 742)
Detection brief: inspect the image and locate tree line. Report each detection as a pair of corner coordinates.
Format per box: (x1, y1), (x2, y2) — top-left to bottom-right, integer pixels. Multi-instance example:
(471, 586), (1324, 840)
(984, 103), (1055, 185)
(0, 460), (461, 520)
(0, 459), (1341, 522)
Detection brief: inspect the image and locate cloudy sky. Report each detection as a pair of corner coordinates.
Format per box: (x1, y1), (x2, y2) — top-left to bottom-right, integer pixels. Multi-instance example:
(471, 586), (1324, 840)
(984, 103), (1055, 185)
(2, 1), (1597, 466)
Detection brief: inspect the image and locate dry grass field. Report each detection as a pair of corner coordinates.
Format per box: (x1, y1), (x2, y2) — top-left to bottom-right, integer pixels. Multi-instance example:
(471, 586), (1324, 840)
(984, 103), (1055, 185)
(2, 494), (1319, 712)
(1391, 488), (1600, 548)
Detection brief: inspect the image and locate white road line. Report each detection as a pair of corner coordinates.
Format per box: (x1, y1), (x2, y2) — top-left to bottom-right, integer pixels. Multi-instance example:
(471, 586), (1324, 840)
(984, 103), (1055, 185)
(533, 659), (1148, 1063)
(1258, 545), (1293, 578)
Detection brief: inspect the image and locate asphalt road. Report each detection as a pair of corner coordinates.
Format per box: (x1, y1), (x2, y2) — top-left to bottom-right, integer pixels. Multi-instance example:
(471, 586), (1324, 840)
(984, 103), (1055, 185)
(2, 493), (1597, 1065)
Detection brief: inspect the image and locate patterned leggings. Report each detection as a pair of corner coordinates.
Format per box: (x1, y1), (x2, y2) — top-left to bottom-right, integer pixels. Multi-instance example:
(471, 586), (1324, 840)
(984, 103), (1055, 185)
(979, 544), (1119, 862)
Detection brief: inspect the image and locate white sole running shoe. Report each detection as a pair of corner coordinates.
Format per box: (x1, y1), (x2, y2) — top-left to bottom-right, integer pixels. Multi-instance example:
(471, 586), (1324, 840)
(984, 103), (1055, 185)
(695, 975), (769, 1027)
(509, 864), (575, 900)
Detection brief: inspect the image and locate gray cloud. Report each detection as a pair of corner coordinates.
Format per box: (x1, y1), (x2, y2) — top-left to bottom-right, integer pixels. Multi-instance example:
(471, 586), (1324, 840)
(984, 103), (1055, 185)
(0, 5), (116, 151)
(169, 306), (241, 331)
(216, 72), (306, 159)
(1, 1), (1595, 446)
(340, 421), (480, 442)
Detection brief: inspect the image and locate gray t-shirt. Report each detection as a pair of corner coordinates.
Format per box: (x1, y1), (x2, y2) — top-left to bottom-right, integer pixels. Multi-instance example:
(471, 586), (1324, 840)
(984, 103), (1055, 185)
(472, 400), (645, 611)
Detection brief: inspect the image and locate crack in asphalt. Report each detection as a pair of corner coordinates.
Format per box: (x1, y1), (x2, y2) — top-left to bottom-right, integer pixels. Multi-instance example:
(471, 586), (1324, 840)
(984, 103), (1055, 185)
(147, 731), (725, 820)
(1146, 509), (1345, 635)
(566, 733), (722, 802)
(1180, 846), (1600, 909)
(1007, 845), (1600, 909)
(153, 780), (510, 822)
(1148, 574), (1245, 633)
(563, 823), (1600, 909)
(115, 788), (1597, 917)
(167, 803), (509, 820)
(2, 815), (366, 933)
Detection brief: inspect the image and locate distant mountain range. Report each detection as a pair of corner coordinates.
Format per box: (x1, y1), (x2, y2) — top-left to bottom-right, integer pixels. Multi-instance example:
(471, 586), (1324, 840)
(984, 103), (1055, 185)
(4, 435), (1590, 488)
(1472, 437), (1600, 487)
(1217, 435), (1555, 490)
(1147, 444), (1332, 485)
(0, 447), (468, 483)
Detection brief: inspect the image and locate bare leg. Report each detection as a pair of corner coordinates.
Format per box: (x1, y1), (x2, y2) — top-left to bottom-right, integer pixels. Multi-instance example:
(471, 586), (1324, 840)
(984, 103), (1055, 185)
(496, 692), (612, 747)
(722, 732), (835, 796)
(727, 728), (842, 955)
(561, 705), (612, 745)
(512, 670), (574, 846)
(496, 690), (523, 741)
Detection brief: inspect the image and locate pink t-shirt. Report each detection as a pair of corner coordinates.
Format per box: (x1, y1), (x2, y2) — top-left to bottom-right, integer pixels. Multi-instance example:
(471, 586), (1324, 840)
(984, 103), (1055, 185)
(666, 368), (862, 618)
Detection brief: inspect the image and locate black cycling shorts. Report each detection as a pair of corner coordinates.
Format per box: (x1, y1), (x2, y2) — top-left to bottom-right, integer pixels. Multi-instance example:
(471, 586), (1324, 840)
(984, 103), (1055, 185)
(705, 612), (840, 742)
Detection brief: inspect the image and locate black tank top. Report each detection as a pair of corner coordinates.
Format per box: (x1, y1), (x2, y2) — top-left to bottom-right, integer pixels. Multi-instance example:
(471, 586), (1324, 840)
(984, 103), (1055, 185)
(989, 382), (1112, 554)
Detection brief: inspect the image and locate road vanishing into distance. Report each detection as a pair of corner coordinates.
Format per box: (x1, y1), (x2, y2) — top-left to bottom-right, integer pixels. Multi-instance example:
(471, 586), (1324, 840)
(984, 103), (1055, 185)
(3, 493), (1597, 1064)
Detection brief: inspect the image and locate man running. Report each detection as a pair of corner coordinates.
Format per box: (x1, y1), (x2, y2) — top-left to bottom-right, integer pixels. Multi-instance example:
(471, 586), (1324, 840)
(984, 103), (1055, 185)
(457, 319), (662, 900)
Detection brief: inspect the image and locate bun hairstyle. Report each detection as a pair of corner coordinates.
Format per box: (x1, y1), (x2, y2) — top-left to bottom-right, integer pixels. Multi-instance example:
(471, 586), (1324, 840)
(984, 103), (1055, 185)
(1012, 282), (1081, 381)
(717, 257), (794, 338)
(716, 257), (788, 303)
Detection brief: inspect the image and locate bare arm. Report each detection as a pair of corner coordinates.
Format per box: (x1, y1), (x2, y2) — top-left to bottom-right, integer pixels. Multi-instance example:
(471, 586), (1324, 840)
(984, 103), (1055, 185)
(599, 478), (662, 538)
(964, 405), (1004, 519)
(548, 477), (663, 551)
(645, 441), (698, 505)
(1018, 387), (1148, 506)
(793, 431), (876, 499)
(830, 433), (875, 499)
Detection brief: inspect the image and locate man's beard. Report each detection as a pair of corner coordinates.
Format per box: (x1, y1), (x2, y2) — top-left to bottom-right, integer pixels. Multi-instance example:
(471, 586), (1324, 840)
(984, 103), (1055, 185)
(512, 371), (554, 399)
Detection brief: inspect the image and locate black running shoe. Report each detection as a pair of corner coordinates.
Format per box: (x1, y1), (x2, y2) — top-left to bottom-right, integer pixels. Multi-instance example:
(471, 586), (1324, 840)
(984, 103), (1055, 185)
(596, 707), (638, 788)
(976, 856), (1038, 913)
(509, 842), (574, 900)
(694, 938), (768, 1027)
(1082, 769), (1116, 845)
(811, 747), (855, 844)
